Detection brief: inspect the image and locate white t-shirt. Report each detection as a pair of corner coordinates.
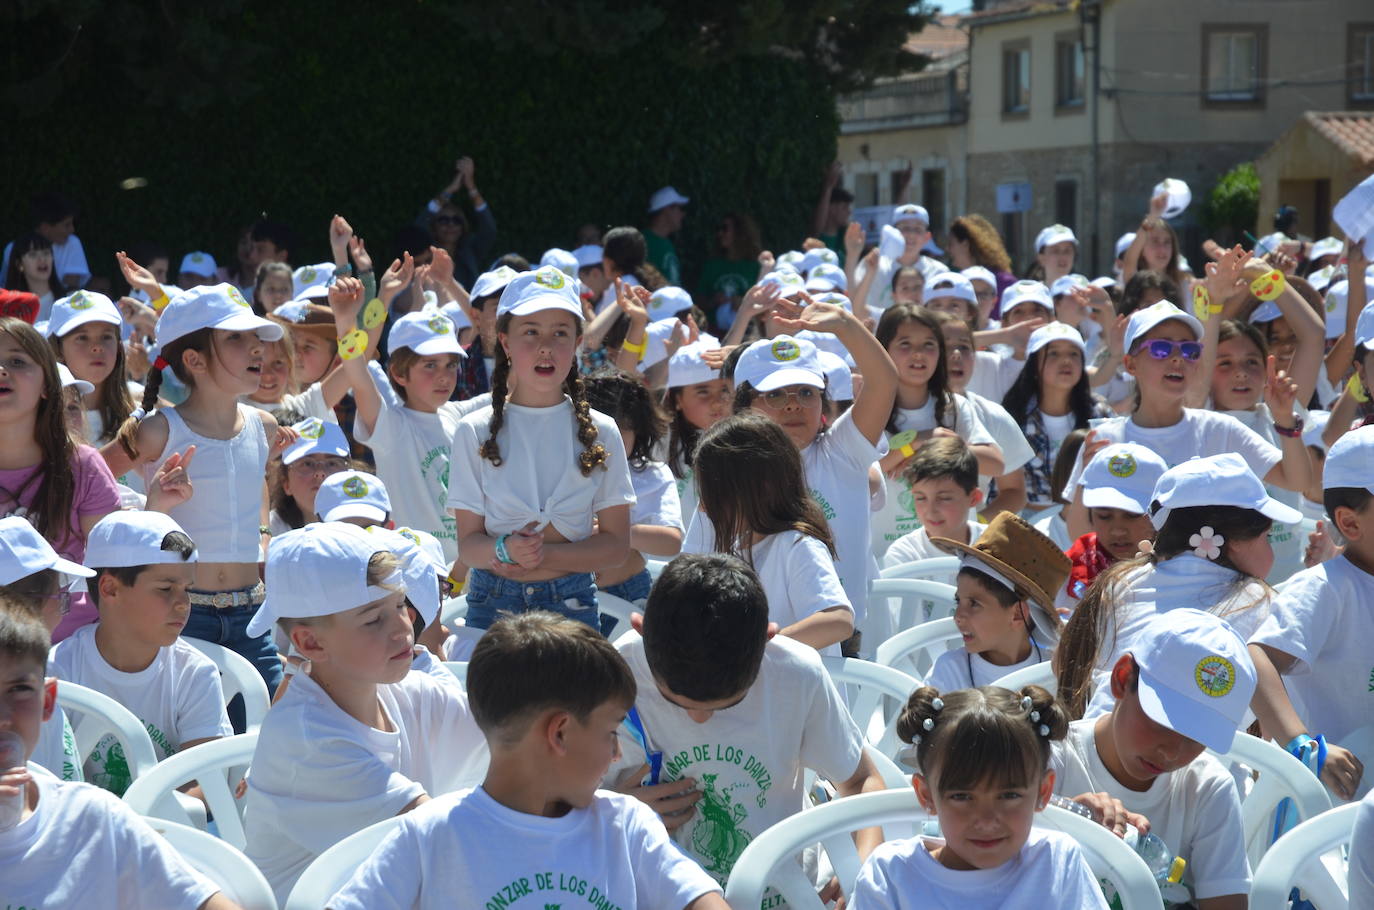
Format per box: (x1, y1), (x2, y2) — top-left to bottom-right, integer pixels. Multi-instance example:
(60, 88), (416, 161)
(629, 461), (682, 532)
(1220, 403), (1304, 584)
(1248, 556), (1374, 754)
(746, 530), (852, 655)
(673, 466), (698, 534)
(327, 786), (722, 910)
(1350, 789), (1374, 908)
(243, 667), (489, 902)
(883, 520), (983, 571)
(239, 380), (334, 427)
(50, 626), (232, 795)
(1051, 719), (1251, 901)
(1039, 410), (1076, 453)
(849, 828), (1107, 910)
(607, 632), (866, 889)
(1060, 409), (1282, 500)
(926, 636), (1052, 693)
(0, 774), (219, 909)
(32, 703), (82, 781)
(447, 398), (636, 548)
(966, 350), (1013, 404)
(82, 380), (146, 444)
(964, 390), (1037, 488)
(857, 254), (949, 313)
(1033, 512), (1070, 551)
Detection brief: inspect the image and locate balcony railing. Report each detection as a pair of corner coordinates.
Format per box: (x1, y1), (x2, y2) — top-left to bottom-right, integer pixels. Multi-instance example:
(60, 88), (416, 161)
(838, 68), (968, 133)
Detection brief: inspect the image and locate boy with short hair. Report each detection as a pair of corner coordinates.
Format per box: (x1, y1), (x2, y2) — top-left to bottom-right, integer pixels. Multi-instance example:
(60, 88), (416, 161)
(49, 512), (231, 795)
(0, 604), (243, 909)
(882, 436), (984, 569)
(326, 611), (727, 910)
(608, 553), (886, 896)
(1051, 609), (1255, 909)
(1248, 425), (1374, 802)
(242, 523), (487, 903)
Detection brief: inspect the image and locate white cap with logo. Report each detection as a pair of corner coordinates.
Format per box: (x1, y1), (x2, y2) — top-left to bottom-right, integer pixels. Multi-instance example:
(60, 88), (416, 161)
(572, 245), (604, 269)
(648, 186), (690, 213)
(386, 309), (466, 358)
(926, 273), (977, 305)
(157, 284), (284, 349)
(891, 204), (929, 227)
(804, 263), (848, 293)
(315, 470), (392, 524)
(1080, 443), (1168, 514)
(1035, 224), (1077, 250)
(292, 263), (336, 297)
(179, 251), (218, 277)
(1123, 300), (1203, 353)
(646, 287), (693, 323)
(282, 417), (351, 466)
(666, 342), (720, 389)
(735, 335), (824, 392)
(355, 525), (444, 626)
(817, 350), (854, 400)
(471, 266), (520, 301)
(539, 248), (579, 278)
(1149, 453), (1303, 530)
(496, 267), (584, 320)
(999, 280), (1054, 316)
(800, 248), (840, 275)
(0, 515), (94, 585)
(46, 290), (121, 338)
(1049, 274), (1090, 298)
(1025, 321), (1085, 357)
(82, 511), (198, 577)
(961, 265), (996, 289)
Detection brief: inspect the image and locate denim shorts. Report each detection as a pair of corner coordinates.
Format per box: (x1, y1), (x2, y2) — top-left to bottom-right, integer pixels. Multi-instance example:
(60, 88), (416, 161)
(464, 569), (599, 631)
(181, 589), (283, 734)
(598, 568), (652, 637)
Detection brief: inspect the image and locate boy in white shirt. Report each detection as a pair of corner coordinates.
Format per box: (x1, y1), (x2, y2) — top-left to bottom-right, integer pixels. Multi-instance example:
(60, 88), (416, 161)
(608, 553), (886, 899)
(327, 611), (727, 910)
(49, 512), (231, 795)
(882, 436), (984, 571)
(0, 605), (242, 910)
(1248, 425), (1374, 803)
(1051, 609), (1255, 909)
(241, 523), (488, 903)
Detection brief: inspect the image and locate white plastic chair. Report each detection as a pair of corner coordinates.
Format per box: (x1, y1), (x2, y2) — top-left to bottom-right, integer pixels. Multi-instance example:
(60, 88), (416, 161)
(284, 815), (404, 910)
(442, 660), (469, 684)
(722, 788), (1163, 910)
(596, 591), (636, 637)
(440, 594), (467, 628)
(148, 818), (277, 910)
(873, 617), (962, 682)
(182, 638), (271, 732)
(992, 660), (1056, 692)
(864, 578), (958, 656)
(123, 733), (258, 851)
(645, 558), (670, 580)
(1250, 802), (1359, 910)
(821, 656), (919, 760)
(879, 555), (960, 581)
(1207, 732), (1332, 868)
(57, 679), (158, 790)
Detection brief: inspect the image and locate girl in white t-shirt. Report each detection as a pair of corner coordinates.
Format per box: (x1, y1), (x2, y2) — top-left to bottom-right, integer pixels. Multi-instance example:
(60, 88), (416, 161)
(694, 412), (853, 652)
(663, 342), (730, 524)
(851, 684), (1107, 910)
(44, 291), (142, 446)
(447, 268), (636, 631)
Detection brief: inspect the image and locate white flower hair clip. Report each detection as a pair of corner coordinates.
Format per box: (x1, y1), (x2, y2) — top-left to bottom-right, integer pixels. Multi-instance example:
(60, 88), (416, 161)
(1189, 526), (1225, 561)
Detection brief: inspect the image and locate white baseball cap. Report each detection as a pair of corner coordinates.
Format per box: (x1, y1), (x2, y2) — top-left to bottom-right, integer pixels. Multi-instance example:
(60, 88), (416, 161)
(1123, 300), (1202, 353)
(961, 266), (996, 289)
(156, 284), (283, 349)
(0, 515), (94, 585)
(999, 280), (1054, 316)
(1036, 224), (1077, 250)
(1306, 265), (1337, 295)
(292, 263), (335, 297)
(441, 300), (471, 332)
(759, 269), (806, 299)
(82, 511), (198, 575)
(496, 266), (584, 320)
(800, 248), (839, 274)
(386, 309), (465, 358)
(1301, 410), (1331, 454)
(666, 342), (720, 389)
(926, 273), (977, 306)
(57, 363), (93, 396)
(357, 525), (443, 626)
(804, 263), (848, 293)
(1080, 443), (1168, 514)
(809, 291), (852, 313)
(1049, 274), (1090, 298)
(1129, 608), (1257, 753)
(1152, 178), (1191, 220)
(1091, 276), (1118, 290)
(247, 523), (405, 637)
(1255, 232), (1290, 257)
(816, 350), (854, 400)
(1114, 233), (1137, 259)
(178, 251), (218, 277)
(46, 290), (121, 338)
(1309, 237), (1343, 261)
(1149, 453), (1303, 530)
(892, 204), (929, 227)
(1025, 321), (1085, 357)
(315, 470), (392, 524)
(1323, 424), (1374, 493)
(1325, 279), (1374, 341)
(735, 335), (824, 392)
(776, 251), (806, 271)
(539, 248), (579, 278)
(282, 417), (351, 466)
(647, 286), (694, 323)
(471, 265), (520, 301)
(1352, 298), (1374, 350)
(572, 245), (604, 269)
(648, 186), (689, 213)
(1249, 300), (1282, 324)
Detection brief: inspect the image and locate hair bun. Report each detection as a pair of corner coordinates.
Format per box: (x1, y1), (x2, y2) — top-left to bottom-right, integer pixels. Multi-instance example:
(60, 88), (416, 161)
(1020, 684), (1069, 741)
(896, 685), (944, 745)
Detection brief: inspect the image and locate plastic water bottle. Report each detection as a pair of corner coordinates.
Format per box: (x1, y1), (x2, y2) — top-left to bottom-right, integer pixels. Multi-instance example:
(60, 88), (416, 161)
(0, 730), (25, 832)
(1050, 797), (1187, 900)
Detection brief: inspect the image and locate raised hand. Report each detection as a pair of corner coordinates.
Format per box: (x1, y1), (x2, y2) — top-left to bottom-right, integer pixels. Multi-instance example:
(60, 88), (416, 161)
(739, 281), (781, 323)
(428, 247), (455, 286)
(1007, 316), (1048, 351)
(757, 249), (775, 274)
(844, 221), (865, 260)
(1264, 354), (1299, 421)
(1148, 191), (1168, 220)
(328, 276), (366, 323)
(613, 279), (650, 324)
(329, 215), (354, 260)
(455, 157), (475, 188)
(147, 446), (196, 512)
(115, 251), (161, 298)
(379, 253), (416, 305)
(701, 345), (734, 371)
(348, 234), (373, 273)
(663, 315), (699, 361)
(768, 290), (849, 336)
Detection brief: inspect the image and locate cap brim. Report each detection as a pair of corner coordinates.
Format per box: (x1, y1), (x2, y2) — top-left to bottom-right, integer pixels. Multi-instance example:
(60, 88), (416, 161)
(928, 536), (1061, 632)
(1257, 496), (1303, 526)
(750, 367), (826, 393)
(63, 378), (95, 395)
(1081, 488), (1148, 514)
(245, 603), (275, 638)
(54, 311), (121, 336)
(407, 336), (467, 358)
(500, 296), (585, 320)
(1136, 665), (1235, 753)
(283, 439), (351, 465)
(53, 556), (96, 579)
(323, 504), (389, 524)
(215, 311), (284, 342)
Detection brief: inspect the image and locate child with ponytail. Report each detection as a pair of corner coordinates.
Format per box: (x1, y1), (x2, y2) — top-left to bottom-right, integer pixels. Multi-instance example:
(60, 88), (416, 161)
(446, 267), (635, 630)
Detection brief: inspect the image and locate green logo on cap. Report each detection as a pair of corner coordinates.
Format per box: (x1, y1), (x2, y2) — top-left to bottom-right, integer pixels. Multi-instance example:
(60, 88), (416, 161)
(297, 418), (325, 440)
(397, 528), (421, 546)
(534, 269), (566, 290)
(68, 292), (94, 311)
(299, 267), (317, 284)
(1195, 655), (1236, 698)
(771, 339), (800, 362)
(427, 315), (450, 334)
(1107, 454), (1137, 478)
(342, 476), (368, 499)
(226, 287), (250, 309)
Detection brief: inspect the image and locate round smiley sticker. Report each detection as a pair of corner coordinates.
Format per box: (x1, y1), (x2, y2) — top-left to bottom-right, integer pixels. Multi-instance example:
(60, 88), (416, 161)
(1194, 655), (1236, 698)
(1107, 453), (1137, 478)
(342, 476), (369, 499)
(771, 339), (800, 362)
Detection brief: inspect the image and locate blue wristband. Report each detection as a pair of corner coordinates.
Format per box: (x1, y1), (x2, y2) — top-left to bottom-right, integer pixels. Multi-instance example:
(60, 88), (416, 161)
(1286, 733), (1327, 778)
(494, 533), (516, 565)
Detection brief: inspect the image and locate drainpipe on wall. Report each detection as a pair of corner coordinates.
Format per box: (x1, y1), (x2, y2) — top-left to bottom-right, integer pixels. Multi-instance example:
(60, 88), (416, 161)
(1082, 0), (1102, 275)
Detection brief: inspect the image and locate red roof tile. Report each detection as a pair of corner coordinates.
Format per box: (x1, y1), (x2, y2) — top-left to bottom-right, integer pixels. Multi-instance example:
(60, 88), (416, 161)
(1306, 112), (1374, 168)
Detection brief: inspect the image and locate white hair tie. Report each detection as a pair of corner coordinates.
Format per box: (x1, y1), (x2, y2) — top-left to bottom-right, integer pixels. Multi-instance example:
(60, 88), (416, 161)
(130, 407), (147, 420)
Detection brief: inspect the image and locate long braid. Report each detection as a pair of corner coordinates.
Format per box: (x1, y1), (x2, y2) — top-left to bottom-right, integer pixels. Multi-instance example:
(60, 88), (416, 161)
(565, 366), (607, 477)
(480, 346), (511, 467)
(114, 365), (165, 461)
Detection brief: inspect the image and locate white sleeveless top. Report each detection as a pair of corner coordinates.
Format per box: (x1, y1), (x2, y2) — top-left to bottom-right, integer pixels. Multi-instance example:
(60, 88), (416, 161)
(153, 404), (270, 562)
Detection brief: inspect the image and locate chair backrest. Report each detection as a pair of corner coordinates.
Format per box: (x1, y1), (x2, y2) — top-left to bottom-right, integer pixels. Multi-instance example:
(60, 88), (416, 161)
(284, 815), (404, 910)
(992, 660), (1056, 692)
(821, 656), (920, 760)
(442, 661), (469, 684)
(864, 578), (958, 655)
(879, 556), (960, 582)
(56, 679), (158, 791)
(1250, 802), (1359, 910)
(873, 617), (962, 682)
(722, 789), (1164, 910)
(644, 558), (670, 580)
(596, 591), (636, 637)
(440, 594), (468, 628)
(123, 733), (259, 851)
(1208, 732), (1332, 868)
(148, 818), (278, 910)
(181, 638), (271, 732)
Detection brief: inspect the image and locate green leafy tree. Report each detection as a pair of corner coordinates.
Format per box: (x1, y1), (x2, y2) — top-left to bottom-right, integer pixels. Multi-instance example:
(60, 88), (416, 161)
(1202, 162), (1260, 245)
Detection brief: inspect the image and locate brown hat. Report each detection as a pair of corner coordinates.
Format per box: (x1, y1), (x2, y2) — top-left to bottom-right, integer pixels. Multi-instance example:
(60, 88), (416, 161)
(931, 512), (1070, 633)
(267, 301), (336, 341)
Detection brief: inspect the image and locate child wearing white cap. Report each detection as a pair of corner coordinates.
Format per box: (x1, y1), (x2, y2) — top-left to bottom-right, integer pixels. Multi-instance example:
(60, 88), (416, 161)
(50, 511), (232, 795)
(1247, 425), (1374, 803)
(242, 523), (487, 902)
(1032, 224), (1077, 286)
(922, 273), (979, 326)
(1050, 609), (1256, 908)
(1057, 453), (1302, 722)
(851, 203), (949, 315)
(267, 417), (353, 535)
(447, 267), (636, 631)
(662, 341), (731, 525)
(44, 290), (144, 447)
(973, 279), (1054, 403)
(176, 251), (218, 289)
(98, 281), (293, 710)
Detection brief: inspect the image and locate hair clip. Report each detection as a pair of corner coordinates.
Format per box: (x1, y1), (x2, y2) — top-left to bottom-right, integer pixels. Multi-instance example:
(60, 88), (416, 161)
(931, 697), (944, 712)
(130, 407), (147, 420)
(922, 717), (935, 732)
(1030, 710), (1041, 723)
(1189, 525), (1225, 561)
(1020, 695), (1033, 712)
(1039, 724), (1050, 737)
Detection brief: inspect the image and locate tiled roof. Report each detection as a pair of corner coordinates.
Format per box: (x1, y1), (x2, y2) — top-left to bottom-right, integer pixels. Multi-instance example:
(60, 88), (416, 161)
(902, 14), (968, 61)
(1306, 111), (1374, 167)
(959, 0), (1074, 25)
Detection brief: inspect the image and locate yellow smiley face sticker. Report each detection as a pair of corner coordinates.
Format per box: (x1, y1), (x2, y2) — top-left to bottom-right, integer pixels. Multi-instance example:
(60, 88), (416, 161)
(226, 287), (250, 309)
(337, 329), (368, 361)
(771, 339), (800, 362)
(1107, 453), (1137, 477)
(297, 418), (325, 440)
(1249, 268), (1285, 302)
(342, 476), (369, 499)
(1191, 284), (1213, 320)
(1195, 655), (1236, 698)
(362, 297), (386, 330)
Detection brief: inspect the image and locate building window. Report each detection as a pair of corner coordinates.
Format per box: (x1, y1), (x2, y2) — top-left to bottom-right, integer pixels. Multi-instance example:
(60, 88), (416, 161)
(1055, 35), (1085, 108)
(1054, 179), (1078, 233)
(1202, 25), (1267, 104)
(1351, 24), (1374, 103)
(853, 173), (878, 208)
(1002, 42), (1030, 114)
(922, 169), (946, 235)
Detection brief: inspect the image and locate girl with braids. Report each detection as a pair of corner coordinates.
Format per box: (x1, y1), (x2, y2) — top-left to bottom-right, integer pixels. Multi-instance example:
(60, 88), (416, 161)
(850, 684), (1108, 909)
(582, 368), (682, 633)
(43, 290), (141, 447)
(447, 267), (635, 631)
(0, 317), (120, 640)
(662, 340), (731, 523)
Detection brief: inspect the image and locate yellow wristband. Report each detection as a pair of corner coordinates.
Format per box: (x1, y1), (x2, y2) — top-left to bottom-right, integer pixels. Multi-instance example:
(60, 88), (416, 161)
(1191, 284), (1221, 320)
(150, 292), (170, 313)
(337, 329), (368, 361)
(621, 336), (646, 355)
(899, 443), (915, 458)
(890, 429), (919, 460)
(1249, 268), (1286, 302)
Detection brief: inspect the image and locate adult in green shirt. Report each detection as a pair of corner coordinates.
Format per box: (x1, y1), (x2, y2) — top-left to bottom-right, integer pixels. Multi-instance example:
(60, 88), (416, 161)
(697, 212), (762, 332)
(645, 185), (688, 286)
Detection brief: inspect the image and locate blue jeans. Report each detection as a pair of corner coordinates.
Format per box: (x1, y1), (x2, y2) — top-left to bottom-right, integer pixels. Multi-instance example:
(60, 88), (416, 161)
(182, 600), (283, 734)
(599, 568), (652, 637)
(464, 570), (599, 631)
